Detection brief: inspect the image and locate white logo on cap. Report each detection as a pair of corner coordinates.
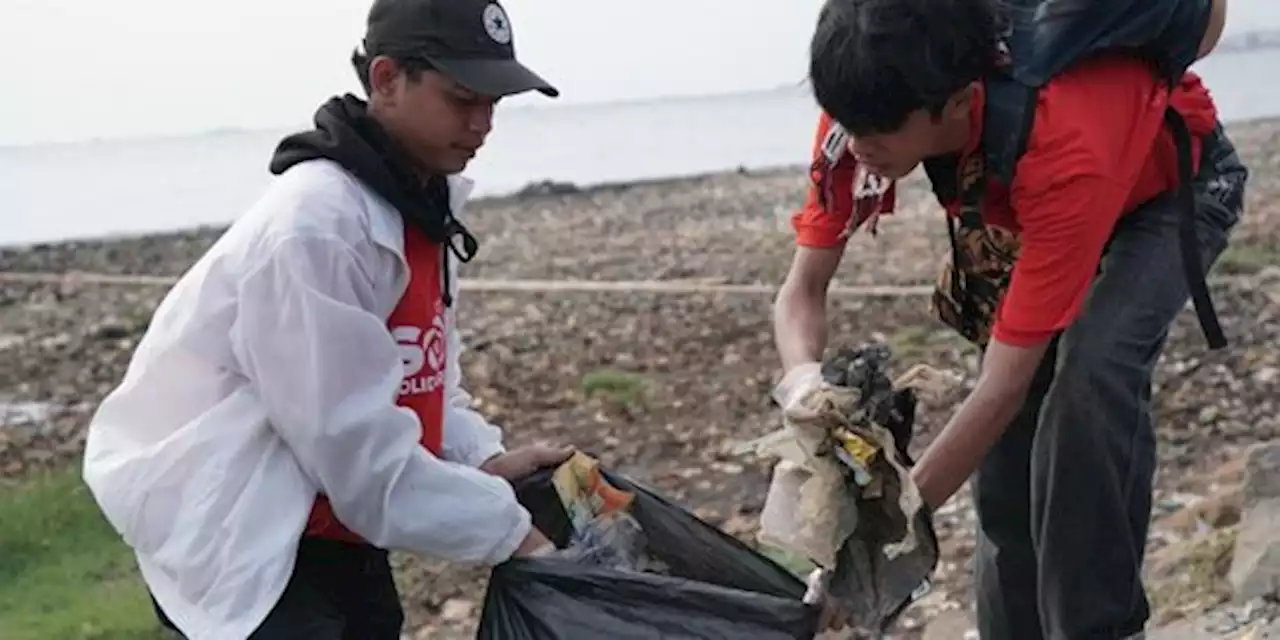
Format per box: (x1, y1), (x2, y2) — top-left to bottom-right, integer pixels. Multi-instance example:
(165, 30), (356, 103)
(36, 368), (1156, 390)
(482, 4), (512, 45)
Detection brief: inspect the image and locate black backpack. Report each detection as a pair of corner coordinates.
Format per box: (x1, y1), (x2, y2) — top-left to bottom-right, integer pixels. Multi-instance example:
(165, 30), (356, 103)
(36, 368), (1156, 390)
(820, 0), (1227, 349)
(982, 0), (1225, 347)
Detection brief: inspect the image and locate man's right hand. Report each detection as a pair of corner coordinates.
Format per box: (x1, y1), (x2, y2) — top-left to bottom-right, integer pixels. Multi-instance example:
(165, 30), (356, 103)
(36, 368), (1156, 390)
(512, 527), (556, 558)
(773, 361), (825, 413)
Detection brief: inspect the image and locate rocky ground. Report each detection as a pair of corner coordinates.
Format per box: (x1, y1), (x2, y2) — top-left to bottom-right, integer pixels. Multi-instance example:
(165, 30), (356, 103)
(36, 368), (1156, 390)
(3, 117), (1280, 638)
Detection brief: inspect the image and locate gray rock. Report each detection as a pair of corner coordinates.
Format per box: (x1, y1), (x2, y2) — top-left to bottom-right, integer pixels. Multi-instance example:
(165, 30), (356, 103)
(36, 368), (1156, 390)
(1229, 498), (1280, 601)
(1227, 442), (1280, 601)
(1242, 441), (1280, 509)
(1145, 598), (1280, 638)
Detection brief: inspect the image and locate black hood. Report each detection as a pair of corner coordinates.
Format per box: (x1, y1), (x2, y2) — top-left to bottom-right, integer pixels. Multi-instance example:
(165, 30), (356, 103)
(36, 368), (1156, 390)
(268, 93), (477, 307)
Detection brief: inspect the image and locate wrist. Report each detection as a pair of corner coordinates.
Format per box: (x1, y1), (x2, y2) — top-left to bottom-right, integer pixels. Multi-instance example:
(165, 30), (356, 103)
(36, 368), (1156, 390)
(472, 441), (507, 470)
(773, 361), (824, 409)
(908, 463), (939, 510)
(479, 452), (505, 475)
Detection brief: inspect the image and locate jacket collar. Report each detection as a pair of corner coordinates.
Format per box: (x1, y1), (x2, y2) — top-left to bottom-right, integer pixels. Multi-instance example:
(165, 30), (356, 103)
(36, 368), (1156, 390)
(367, 173), (476, 260)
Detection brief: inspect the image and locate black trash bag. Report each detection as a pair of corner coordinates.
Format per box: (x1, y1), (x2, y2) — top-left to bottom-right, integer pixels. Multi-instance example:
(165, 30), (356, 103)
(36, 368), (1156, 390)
(819, 344), (941, 635)
(477, 465), (822, 640)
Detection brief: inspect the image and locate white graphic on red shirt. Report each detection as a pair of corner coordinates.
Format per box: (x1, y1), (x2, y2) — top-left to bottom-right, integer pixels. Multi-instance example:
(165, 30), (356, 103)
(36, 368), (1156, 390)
(840, 164), (892, 239)
(392, 307), (447, 396)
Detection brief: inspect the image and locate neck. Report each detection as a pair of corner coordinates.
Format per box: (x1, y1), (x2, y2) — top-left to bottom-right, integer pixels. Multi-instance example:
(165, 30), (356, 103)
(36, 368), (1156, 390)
(938, 111), (972, 157)
(932, 83), (978, 157)
(367, 103), (439, 183)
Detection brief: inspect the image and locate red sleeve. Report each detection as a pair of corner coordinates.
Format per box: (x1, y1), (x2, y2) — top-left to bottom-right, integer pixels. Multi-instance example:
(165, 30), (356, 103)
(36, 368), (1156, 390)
(992, 56), (1172, 347)
(790, 111), (897, 249)
(993, 174), (1128, 346)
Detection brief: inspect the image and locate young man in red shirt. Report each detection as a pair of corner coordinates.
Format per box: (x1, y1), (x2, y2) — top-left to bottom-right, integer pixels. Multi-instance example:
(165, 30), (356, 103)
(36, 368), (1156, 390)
(773, 0), (1246, 637)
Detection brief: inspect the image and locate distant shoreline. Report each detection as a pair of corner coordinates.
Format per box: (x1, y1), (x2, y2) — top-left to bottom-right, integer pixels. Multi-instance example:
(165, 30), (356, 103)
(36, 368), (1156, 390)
(0, 163), (809, 251)
(3, 114), (1279, 251)
(0, 84), (813, 152)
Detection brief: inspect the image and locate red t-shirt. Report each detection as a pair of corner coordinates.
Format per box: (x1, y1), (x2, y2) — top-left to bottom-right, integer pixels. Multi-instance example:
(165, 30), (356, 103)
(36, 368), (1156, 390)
(793, 55), (1220, 346)
(305, 222), (448, 543)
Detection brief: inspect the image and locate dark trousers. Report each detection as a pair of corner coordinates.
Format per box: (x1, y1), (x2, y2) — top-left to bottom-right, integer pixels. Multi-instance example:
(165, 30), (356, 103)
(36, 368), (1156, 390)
(153, 537), (404, 640)
(972, 124), (1248, 640)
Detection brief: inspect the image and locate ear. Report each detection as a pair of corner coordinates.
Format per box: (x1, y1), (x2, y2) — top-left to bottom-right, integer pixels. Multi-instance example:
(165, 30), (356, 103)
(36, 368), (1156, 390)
(367, 55), (404, 100)
(944, 83), (978, 120)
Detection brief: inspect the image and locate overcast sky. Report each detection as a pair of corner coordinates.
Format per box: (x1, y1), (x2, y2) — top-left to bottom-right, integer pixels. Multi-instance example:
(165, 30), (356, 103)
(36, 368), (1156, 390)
(2, 0), (1277, 147)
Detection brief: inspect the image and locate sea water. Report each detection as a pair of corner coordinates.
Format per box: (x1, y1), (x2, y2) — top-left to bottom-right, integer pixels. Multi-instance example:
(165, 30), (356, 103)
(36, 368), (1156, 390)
(1, 49), (1276, 247)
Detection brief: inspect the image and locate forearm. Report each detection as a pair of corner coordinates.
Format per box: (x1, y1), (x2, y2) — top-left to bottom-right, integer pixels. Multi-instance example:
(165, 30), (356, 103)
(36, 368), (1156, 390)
(911, 336), (1049, 508)
(911, 378), (1026, 508)
(332, 418), (532, 562)
(774, 286), (829, 371)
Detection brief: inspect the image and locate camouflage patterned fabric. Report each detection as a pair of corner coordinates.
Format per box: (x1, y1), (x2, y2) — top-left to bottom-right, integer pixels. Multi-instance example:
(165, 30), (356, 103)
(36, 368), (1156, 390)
(928, 151), (1024, 347)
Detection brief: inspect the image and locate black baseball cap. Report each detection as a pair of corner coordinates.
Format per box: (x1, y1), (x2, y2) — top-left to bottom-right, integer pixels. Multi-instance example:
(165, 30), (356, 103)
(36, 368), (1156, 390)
(361, 0), (559, 98)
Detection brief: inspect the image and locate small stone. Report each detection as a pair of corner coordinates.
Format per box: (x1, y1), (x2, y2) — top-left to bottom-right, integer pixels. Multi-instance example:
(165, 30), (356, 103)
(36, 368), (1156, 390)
(713, 462), (744, 475)
(1162, 492), (1243, 537)
(439, 598), (474, 622)
(1242, 442), (1280, 508)
(92, 320), (132, 340)
(1199, 406), (1220, 423)
(723, 514), (755, 536)
(1257, 265), (1280, 284)
(922, 609), (975, 640)
(39, 333), (72, 350)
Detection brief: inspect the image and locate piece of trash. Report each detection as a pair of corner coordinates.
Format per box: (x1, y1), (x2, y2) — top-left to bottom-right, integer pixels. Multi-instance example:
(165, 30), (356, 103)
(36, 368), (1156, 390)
(755, 342), (943, 636)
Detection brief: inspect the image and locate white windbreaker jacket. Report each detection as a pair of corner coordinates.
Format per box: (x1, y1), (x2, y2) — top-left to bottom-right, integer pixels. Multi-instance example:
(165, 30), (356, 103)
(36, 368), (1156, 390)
(81, 159), (532, 640)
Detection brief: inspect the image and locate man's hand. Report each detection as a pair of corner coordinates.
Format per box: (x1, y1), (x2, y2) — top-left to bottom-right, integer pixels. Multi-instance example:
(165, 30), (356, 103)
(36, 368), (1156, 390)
(512, 526), (557, 558)
(804, 568), (853, 633)
(910, 337), (1049, 508)
(773, 361), (825, 413)
(480, 444), (575, 480)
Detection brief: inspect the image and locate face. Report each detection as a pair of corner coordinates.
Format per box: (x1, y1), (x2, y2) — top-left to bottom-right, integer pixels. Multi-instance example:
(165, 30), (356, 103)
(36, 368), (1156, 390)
(845, 86), (974, 181)
(367, 56), (499, 175)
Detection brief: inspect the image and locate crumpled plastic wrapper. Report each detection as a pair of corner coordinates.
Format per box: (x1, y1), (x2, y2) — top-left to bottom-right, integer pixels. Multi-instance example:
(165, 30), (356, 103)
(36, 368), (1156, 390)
(553, 510), (672, 574)
(741, 343), (960, 634)
(547, 451), (671, 574)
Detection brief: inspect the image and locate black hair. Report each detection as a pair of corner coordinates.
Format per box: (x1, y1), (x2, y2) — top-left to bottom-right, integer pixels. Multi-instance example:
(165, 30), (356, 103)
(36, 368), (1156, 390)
(351, 46), (433, 96)
(808, 0), (1002, 136)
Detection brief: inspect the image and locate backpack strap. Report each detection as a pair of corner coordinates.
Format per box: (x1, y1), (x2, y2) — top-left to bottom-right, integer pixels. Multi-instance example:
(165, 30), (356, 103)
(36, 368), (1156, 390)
(1164, 108), (1227, 349)
(982, 75), (1039, 187)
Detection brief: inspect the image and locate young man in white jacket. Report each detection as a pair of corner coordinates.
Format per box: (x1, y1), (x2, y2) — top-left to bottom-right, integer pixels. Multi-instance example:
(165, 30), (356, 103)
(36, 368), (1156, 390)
(80, 0), (570, 638)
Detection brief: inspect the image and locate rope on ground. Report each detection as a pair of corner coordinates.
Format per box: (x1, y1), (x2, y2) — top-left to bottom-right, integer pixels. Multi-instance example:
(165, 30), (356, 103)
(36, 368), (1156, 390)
(0, 270), (934, 297)
(0, 270), (1256, 297)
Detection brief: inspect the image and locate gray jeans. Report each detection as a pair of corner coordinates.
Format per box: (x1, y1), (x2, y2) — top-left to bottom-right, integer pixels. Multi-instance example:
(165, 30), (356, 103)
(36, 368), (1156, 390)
(972, 123), (1249, 640)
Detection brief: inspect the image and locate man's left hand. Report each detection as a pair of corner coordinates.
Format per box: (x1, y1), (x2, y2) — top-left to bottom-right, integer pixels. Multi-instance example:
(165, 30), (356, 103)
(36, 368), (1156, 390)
(804, 568), (853, 632)
(480, 444), (576, 480)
